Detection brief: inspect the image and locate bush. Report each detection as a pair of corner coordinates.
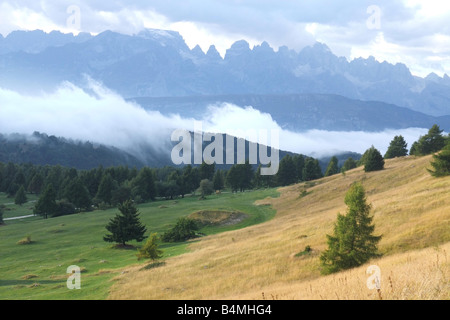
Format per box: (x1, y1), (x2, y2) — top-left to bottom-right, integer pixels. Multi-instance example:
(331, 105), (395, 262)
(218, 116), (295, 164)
(136, 233), (163, 261)
(295, 245), (312, 257)
(162, 217), (199, 242)
(17, 235), (33, 245)
(51, 200), (76, 217)
(197, 179), (214, 199)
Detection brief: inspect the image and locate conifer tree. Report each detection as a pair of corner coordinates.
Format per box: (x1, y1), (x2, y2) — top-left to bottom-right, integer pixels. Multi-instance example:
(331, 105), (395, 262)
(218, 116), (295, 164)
(96, 173), (117, 204)
(428, 143), (450, 177)
(364, 146), (385, 172)
(65, 178), (92, 211)
(15, 186), (27, 206)
(410, 124), (446, 156)
(137, 233), (163, 261)
(34, 184), (58, 219)
(277, 155), (296, 186)
(384, 135), (408, 159)
(0, 204), (4, 224)
(27, 173), (44, 195)
(341, 157), (357, 172)
(320, 183), (381, 275)
(325, 156), (339, 177)
(132, 167), (156, 202)
(213, 169), (225, 191)
(302, 158), (323, 181)
(104, 200), (147, 246)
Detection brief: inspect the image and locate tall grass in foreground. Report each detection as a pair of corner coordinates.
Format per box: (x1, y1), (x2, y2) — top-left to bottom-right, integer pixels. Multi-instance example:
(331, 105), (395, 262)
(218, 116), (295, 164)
(108, 155), (450, 300)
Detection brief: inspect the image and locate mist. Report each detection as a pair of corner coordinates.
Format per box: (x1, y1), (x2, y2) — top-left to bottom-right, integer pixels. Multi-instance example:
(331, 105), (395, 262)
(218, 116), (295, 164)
(0, 81), (428, 161)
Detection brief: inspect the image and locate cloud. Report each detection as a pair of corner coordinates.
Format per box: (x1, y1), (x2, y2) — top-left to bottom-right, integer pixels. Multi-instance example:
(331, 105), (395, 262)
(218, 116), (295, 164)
(199, 103), (428, 157)
(0, 79), (194, 156)
(0, 1), (448, 76)
(0, 81), (429, 161)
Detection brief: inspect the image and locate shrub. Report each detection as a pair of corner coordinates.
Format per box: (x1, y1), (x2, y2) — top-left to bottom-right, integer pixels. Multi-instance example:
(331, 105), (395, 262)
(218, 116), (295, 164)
(51, 200), (76, 217)
(136, 233), (163, 261)
(162, 217), (199, 242)
(295, 245), (312, 257)
(17, 235), (33, 245)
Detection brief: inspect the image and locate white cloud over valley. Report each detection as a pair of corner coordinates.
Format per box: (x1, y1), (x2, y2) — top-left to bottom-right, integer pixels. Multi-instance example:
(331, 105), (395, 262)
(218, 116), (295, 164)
(0, 81), (428, 160)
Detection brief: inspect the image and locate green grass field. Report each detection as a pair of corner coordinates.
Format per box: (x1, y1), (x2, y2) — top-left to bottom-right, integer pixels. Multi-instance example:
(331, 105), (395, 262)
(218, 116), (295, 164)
(0, 193), (39, 220)
(0, 189), (279, 300)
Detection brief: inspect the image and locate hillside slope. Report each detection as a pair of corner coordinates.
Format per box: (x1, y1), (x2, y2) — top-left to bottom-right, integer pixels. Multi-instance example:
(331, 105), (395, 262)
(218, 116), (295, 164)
(108, 155), (449, 300)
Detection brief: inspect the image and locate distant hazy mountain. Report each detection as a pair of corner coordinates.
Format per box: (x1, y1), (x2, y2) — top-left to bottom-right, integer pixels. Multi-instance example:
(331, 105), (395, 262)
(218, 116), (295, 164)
(0, 131), (300, 171)
(131, 94), (450, 132)
(0, 132), (145, 170)
(1, 29), (449, 116)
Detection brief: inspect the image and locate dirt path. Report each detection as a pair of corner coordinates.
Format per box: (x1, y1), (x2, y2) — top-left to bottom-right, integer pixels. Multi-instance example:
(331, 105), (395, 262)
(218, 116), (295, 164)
(4, 215), (35, 221)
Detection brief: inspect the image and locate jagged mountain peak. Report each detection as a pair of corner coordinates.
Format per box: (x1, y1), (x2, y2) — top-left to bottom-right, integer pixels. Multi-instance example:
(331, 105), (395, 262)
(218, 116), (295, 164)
(0, 28), (449, 116)
(206, 45), (222, 60)
(225, 39), (251, 59)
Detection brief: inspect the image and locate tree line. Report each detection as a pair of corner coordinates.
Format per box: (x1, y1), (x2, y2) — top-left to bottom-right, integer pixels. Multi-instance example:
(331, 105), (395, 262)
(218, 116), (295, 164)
(1, 124), (448, 220)
(0, 152), (325, 219)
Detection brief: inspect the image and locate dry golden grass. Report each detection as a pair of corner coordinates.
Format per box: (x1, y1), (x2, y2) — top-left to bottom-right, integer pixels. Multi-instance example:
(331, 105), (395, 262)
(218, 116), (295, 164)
(108, 155), (450, 300)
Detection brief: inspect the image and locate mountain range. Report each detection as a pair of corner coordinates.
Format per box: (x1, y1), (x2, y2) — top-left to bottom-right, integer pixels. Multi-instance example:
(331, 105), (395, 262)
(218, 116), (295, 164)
(1, 29), (450, 117)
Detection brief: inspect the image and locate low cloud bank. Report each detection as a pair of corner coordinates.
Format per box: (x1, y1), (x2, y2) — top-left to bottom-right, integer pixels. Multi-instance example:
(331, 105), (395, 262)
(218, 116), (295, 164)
(0, 81), (428, 161)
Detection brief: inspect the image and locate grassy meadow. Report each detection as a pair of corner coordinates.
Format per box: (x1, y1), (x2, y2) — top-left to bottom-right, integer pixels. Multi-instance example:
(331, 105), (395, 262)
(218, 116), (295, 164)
(107, 155), (449, 300)
(0, 188), (279, 300)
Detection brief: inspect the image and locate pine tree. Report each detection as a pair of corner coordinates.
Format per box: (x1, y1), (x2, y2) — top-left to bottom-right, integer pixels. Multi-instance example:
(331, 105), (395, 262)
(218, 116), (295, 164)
(27, 173), (44, 195)
(410, 124), (446, 156)
(410, 141), (419, 156)
(103, 200), (147, 246)
(428, 143), (450, 177)
(0, 204), (5, 224)
(213, 170), (225, 191)
(65, 178), (92, 211)
(364, 146), (385, 172)
(34, 184), (58, 219)
(96, 173), (117, 204)
(320, 183), (381, 275)
(293, 155), (305, 182)
(325, 156), (339, 177)
(15, 186), (28, 206)
(136, 233), (163, 261)
(199, 162), (216, 181)
(384, 135), (408, 159)
(277, 155), (296, 186)
(226, 165), (240, 192)
(341, 157), (357, 172)
(226, 161), (253, 192)
(302, 158), (323, 181)
(132, 167), (156, 202)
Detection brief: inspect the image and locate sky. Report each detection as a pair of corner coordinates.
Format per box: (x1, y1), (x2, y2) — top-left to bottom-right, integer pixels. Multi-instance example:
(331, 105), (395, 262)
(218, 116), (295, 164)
(0, 0), (449, 77)
(0, 1), (443, 160)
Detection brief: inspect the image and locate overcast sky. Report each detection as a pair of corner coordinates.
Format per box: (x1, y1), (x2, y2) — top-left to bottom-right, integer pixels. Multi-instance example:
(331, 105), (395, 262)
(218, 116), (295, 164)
(0, 1), (449, 77)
